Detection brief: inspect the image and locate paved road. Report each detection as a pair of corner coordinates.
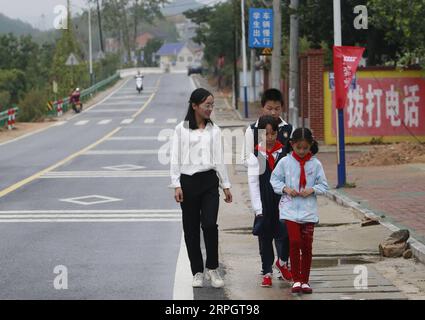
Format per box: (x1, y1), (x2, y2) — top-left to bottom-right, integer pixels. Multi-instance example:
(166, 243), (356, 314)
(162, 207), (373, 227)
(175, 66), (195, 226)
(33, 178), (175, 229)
(0, 73), (216, 299)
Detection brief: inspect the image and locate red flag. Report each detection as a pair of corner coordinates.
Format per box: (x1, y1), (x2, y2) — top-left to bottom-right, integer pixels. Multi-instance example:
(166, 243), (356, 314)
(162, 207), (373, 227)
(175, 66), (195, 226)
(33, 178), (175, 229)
(333, 46), (365, 109)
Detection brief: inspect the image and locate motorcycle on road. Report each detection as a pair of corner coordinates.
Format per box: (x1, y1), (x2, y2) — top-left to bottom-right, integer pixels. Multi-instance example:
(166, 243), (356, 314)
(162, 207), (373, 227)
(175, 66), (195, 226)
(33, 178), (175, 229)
(136, 75), (144, 94)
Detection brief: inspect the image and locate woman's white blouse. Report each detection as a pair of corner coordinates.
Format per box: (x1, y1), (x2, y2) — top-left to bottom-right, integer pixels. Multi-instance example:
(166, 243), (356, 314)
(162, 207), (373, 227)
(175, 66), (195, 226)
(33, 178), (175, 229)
(170, 121), (231, 189)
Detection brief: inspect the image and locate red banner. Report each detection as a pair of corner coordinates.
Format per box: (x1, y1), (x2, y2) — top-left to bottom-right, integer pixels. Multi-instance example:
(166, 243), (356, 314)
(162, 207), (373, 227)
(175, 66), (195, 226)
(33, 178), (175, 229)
(333, 46), (365, 109)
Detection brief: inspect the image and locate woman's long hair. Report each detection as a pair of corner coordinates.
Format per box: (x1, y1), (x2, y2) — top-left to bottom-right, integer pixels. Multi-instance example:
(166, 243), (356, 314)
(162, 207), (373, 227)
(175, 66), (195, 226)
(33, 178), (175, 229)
(184, 88), (213, 129)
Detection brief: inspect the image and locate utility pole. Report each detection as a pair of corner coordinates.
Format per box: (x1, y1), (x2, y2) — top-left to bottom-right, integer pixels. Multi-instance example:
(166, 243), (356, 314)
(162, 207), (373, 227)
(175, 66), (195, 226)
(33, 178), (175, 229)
(233, 0), (239, 110)
(241, 0), (249, 118)
(251, 48), (256, 102)
(271, 0), (281, 89)
(288, 0), (299, 127)
(96, 0), (104, 53)
(333, 0), (346, 188)
(88, 5), (94, 86)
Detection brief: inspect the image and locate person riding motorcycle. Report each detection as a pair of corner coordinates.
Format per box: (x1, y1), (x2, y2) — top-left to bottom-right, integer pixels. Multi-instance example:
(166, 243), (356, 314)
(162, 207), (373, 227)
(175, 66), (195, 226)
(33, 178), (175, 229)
(70, 88), (83, 113)
(135, 72), (144, 93)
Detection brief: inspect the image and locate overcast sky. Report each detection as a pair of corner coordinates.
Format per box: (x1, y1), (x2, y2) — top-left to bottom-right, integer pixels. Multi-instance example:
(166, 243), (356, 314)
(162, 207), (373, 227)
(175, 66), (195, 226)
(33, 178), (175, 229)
(0, 0), (222, 29)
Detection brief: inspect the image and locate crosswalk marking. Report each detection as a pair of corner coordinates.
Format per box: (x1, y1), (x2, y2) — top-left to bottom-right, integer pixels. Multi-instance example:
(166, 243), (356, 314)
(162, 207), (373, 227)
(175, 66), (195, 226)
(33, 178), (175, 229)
(121, 119), (134, 124)
(84, 149), (167, 155)
(40, 170), (170, 178)
(107, 136), (169, 141)
(98, 119), (112, 125)
(86, 109), (139, 113)
(144, 118), (155, 124)
(75, 120), (89, 126)
(0, 210), (181, 223)
(167, 118), (178, 124)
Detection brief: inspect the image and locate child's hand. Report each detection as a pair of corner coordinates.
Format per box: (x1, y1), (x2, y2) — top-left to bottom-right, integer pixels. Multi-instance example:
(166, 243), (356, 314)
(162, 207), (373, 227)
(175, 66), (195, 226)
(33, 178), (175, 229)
(283, 187), (299, 197)
(299, 188), (314, 198)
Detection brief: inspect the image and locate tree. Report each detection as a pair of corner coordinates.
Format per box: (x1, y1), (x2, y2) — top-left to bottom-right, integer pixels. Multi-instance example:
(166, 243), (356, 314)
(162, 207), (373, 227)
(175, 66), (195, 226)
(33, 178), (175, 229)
(297, 0), (425, 67)
(100, 0), (168, 64)
(50, 3), (87, 97)
(142, 38), (163, 67)
(184, 2), (236, 69)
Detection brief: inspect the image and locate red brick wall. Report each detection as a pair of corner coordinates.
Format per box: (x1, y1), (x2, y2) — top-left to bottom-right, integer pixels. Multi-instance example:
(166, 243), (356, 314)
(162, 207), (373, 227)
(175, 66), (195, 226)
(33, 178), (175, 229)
(299, 49), (324, 141)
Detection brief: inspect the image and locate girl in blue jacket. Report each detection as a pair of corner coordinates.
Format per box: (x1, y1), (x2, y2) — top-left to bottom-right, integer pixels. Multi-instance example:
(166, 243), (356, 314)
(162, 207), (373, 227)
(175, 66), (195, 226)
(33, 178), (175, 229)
(270, 128), (328, 294)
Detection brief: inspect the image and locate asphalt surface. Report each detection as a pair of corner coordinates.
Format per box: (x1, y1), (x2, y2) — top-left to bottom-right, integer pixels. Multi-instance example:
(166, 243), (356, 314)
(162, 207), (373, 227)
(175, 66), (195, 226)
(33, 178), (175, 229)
(0, 73), (224, 299)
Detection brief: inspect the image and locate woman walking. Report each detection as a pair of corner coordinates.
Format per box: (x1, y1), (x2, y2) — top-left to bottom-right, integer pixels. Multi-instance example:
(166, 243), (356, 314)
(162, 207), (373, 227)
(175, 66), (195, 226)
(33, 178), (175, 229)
(170, 88), (232, 288)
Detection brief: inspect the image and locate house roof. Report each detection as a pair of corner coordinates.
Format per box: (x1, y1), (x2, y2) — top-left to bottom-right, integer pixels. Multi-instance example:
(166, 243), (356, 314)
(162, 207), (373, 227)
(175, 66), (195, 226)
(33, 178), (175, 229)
(136, 32), (154, 48)
(156, 42), (186, 56)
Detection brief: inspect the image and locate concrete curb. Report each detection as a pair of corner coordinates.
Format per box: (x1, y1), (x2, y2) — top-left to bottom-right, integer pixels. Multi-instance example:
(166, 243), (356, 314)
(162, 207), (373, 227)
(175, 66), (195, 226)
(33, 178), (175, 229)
(324, 189), (425, 265)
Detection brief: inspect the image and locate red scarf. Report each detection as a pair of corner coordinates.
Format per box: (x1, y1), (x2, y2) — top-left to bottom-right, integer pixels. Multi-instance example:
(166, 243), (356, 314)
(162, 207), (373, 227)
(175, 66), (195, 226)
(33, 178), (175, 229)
(256, 141), (283, 170)
(292, 151), (312, 191)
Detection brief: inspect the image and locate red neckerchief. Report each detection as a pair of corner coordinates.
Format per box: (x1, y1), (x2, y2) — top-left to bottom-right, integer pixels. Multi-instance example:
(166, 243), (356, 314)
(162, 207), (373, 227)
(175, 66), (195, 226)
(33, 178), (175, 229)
(256, 141), (284, 170)
(292, 151), (313, 191)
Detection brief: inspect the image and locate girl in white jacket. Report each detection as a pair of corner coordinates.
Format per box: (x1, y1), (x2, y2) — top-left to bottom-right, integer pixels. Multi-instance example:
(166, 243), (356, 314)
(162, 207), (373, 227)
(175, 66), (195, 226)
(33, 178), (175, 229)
(270, 127), (328, 294)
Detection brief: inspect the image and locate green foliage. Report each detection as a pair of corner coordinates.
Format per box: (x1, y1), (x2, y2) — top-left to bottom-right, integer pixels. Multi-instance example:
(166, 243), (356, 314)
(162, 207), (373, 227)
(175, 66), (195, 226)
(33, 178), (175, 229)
(297, 0), (425, 67)
(17, 88), (49, 122)
(0, 69), (27, 104)
(141, 38), (163, 67)
(184, 2), (235, 67)
(99, 0), (169, 63)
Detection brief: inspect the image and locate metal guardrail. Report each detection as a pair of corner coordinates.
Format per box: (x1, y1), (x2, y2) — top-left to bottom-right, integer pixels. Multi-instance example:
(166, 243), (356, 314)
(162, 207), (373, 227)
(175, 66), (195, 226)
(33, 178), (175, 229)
(0, 106), (19, 128)
(47, 72), (121, 116)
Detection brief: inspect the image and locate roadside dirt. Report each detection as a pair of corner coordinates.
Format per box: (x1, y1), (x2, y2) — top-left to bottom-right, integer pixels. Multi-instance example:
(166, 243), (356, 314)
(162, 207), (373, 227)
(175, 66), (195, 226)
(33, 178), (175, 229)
(350, 142), (425, 167)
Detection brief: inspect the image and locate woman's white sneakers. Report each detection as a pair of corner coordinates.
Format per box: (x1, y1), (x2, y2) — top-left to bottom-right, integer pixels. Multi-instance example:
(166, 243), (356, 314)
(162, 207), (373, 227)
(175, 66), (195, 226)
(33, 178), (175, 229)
(192, 269), (224, 288)
(192, 272), (204, 288)
(205, 269), (224, 288)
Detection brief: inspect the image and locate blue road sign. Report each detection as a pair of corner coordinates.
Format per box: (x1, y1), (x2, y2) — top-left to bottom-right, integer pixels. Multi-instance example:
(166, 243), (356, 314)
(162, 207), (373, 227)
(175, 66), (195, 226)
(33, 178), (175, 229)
(248, 8), (273, 48)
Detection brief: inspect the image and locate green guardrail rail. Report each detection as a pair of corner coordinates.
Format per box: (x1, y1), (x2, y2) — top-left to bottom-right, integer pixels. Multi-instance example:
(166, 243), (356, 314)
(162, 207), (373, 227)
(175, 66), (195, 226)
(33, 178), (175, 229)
(47, 72), (121, 117)
(0, 106), (19, 128)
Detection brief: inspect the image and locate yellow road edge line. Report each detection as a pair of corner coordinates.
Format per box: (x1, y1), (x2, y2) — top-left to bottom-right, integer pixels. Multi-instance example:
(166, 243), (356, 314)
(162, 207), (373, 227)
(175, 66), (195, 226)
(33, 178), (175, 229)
(131, 92), (156, 119)
(0, 127), (122, 199)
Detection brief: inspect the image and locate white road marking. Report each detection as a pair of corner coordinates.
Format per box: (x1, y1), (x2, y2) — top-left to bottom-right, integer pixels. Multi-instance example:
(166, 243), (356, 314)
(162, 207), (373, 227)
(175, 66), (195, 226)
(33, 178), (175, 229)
(0, 219), (180, 223)
(75, 120), (89, 126)
(173, 234), (194, 300)
(120, 119), (134, 124)
(98, 119), (112, 125)
(107, 136), (168, 141)
(102, 164), (146, 171)
(84, 149), (167, 155)
(167, 118), (178, 124)
(0, 209), (182, 223)
(60, 195), (122, 206)
(86, 109), (139, 113)
(99, 100), (145, 106)
(144, 118), (155, 124)
(41, 170), (170, 178)
(67, 77), (131, 121)
(0, 209), (181, 214)
(107, 94), (151, 100)
(51, 121), (67, 127)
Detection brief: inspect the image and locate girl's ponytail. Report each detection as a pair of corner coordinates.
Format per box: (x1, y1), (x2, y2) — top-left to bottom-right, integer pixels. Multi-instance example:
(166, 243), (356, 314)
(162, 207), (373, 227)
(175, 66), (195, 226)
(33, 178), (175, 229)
(290, 127), (319, 155)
